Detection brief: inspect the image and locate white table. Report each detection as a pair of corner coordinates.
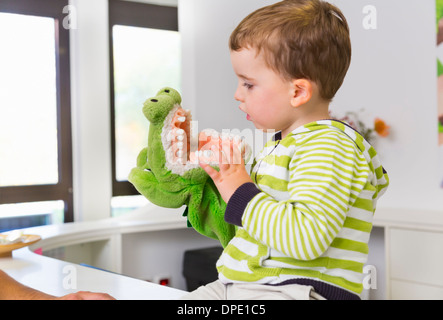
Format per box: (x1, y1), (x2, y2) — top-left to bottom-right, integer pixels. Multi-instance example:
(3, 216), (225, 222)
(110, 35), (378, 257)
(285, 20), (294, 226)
(0, 247), (185, 300)
(0, 204), (190, 300)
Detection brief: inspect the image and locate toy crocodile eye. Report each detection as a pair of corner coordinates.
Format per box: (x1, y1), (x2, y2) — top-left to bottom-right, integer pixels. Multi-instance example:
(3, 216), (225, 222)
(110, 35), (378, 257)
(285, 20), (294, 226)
(164, 89), (170, 93)
(151, 99), (158, 102)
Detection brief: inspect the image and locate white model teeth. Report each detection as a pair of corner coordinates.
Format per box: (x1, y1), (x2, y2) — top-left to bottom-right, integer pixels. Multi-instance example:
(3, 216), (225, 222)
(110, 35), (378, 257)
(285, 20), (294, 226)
(203, 150), (213, 158)
(202, 129), (218, 137)
(177, 141), (184, 149)
(221, 132), (230, 140)
(178, 116), (186, 123)
(175, 128), (185, 142)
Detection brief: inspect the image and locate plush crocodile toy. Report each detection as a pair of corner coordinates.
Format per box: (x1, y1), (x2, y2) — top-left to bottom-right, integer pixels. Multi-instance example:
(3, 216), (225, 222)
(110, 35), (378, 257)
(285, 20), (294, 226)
(128, 87), (250, 247)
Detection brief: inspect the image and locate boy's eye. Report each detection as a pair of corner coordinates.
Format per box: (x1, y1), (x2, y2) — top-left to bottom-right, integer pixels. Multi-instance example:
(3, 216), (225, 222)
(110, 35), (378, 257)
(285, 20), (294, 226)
(243, 82), (254, 90)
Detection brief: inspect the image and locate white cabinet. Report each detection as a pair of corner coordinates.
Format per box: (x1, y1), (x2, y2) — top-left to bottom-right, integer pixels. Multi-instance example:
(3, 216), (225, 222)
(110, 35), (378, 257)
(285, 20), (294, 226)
(390, 280), (443, 300)
(375, 208), (443, 300)
(387, 228), (443, 299)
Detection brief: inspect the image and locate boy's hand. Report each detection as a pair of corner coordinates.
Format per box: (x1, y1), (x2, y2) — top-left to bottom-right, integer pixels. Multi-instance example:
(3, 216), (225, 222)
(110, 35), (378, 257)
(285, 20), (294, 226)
(199, 140), (253, 203)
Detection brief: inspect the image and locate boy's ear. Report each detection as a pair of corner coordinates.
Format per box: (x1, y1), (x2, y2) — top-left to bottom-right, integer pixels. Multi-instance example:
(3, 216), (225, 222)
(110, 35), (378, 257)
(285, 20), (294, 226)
(290, 79), (313, 108)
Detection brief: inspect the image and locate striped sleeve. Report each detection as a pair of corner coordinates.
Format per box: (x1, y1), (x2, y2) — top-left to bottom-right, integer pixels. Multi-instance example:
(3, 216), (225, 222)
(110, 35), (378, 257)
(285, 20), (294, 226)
(240, 131), (371, 261)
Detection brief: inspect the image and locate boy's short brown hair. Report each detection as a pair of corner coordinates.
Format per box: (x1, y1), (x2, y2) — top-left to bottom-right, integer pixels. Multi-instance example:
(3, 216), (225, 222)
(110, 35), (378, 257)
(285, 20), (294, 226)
(230, 0), (351, 102)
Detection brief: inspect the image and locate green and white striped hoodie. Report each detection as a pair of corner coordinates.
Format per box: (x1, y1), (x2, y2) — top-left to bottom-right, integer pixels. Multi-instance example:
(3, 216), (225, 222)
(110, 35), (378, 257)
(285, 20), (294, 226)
(219, 120), (389, 299)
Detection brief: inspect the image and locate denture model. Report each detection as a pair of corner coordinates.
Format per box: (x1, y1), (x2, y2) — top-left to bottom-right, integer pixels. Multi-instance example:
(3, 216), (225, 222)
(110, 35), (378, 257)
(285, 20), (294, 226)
(128, 87), (251, 247)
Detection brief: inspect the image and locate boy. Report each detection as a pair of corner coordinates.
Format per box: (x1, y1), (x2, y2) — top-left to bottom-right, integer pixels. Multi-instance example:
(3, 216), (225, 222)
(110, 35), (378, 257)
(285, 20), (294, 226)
(191, 0), (389, 300)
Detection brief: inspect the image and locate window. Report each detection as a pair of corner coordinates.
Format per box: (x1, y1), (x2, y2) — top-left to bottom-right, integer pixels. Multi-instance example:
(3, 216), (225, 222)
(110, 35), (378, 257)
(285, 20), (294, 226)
(109, 0), (180, 213)
(0, 0), (73, 230)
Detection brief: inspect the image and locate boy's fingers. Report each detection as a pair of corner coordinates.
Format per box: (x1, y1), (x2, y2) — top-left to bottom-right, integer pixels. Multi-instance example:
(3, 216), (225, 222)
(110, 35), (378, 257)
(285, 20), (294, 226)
(200, 162), (220, 181)
(220, 140), (235, 165)
(211, 145), (229, 171)
(232, 141), (243, 165)
(221, 140), (243, 166)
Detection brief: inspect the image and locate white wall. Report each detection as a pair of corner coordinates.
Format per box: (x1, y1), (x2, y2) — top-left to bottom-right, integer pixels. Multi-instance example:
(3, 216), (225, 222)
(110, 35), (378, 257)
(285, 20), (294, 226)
(70, 0), (112, 221)
(179, 0), (443, 217)
(332, 0), (443, 213)
(69, 0), (178, 222)
(179, 0), (272, 133)
(69, 0), (443, 219)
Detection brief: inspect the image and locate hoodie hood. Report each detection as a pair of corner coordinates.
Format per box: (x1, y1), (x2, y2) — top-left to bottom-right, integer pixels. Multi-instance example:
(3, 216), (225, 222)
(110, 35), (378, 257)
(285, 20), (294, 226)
(286, 119), (389, 200)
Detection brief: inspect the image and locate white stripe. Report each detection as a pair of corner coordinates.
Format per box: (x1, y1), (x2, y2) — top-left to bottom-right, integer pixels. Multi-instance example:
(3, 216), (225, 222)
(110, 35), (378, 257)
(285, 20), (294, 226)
(280, 207), (289, 257)
(217, 252), (253, 274)
(324, 246), (368, 264)
(347, 206), (374, 224)
(256, 184), (290, 201)
(229, 236), (260, 257)
(218, 273), (279, 285)
(256, 162), (289, 180)
(287, 205), (298, 258)
(337, 227), (370, 244)
(243, 192), (265, 226)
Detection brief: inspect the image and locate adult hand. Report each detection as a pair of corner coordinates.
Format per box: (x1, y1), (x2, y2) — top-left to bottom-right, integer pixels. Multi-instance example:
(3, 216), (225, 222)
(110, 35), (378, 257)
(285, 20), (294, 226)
(57, 291), (116, 300)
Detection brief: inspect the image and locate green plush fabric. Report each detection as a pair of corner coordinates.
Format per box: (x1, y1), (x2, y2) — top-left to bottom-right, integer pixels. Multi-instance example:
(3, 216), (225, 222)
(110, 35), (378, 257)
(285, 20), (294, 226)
(128, 87), (237, 247)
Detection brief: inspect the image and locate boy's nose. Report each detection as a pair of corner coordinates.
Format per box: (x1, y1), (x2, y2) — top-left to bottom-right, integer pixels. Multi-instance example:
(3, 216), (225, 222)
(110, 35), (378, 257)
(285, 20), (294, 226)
(234, 85), (243, 102)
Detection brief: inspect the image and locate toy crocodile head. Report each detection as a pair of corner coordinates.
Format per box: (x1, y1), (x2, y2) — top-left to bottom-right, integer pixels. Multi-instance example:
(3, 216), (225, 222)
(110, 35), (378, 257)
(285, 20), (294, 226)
(128, 87), (247, 246)
(141, 87), (250, 180)
(143, 87), (199, 177)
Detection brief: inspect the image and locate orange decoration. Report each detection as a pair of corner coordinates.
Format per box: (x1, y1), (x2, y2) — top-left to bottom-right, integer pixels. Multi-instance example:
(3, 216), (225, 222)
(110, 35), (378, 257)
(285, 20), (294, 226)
(374, 118), (390, 137)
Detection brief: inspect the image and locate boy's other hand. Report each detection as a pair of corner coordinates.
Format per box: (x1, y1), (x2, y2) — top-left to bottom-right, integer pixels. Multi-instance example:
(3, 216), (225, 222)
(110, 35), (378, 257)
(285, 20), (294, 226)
(199, 140), (253, 203)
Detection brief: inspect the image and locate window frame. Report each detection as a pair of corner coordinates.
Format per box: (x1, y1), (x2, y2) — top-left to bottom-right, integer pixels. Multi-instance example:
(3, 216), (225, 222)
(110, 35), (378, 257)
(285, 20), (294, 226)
(0, 0), (74, 222)
(109, 0), (179, 197)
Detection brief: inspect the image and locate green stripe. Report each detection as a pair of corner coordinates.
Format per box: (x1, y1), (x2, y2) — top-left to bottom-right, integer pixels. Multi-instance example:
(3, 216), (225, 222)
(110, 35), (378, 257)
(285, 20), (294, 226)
(291, 157), (369, 177)
(354, 133), (366, 152)
(279, 135), (297, 148)
(279, 268), (363, 294)
(330, 237), (369, 254)
(272, 256), (364, 273)
(352, 197), (373, 211)
(292, 169), (367, 195)
(262, 154), (292, 167)
(224, 243), (255, 261)
(295, 198), (344, 231)
(256, 175), (288, 191)
(343, 217), (372, 233)
(375, 165), (385, 179)
(216, 265), (266, 282)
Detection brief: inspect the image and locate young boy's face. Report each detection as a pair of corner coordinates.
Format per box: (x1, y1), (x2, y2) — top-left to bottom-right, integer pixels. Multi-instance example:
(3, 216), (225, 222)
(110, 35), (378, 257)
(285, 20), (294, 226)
(230, 47), (295, 134)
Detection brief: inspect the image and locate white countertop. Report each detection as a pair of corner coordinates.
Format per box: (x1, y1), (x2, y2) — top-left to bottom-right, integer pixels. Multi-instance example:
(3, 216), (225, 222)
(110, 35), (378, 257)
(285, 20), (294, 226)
(373, 207), (443, 232)
(0, 204), (189, 300)
(0, 248), (186, 300)
(4, 203), (440, 300)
